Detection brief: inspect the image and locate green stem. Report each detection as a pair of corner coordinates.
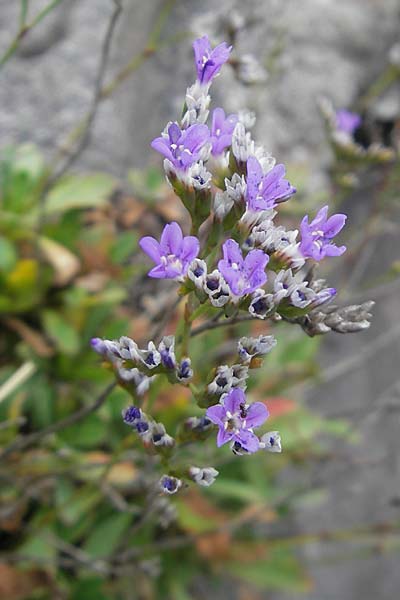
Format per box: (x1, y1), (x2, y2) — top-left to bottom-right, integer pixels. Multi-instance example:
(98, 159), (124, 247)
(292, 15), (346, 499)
(180, 297), (193, 358)
(0, 0), (63, 70)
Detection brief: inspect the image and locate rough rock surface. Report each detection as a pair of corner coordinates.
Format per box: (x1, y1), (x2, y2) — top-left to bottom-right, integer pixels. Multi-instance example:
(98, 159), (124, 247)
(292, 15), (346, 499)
(1, 1), (400, 599)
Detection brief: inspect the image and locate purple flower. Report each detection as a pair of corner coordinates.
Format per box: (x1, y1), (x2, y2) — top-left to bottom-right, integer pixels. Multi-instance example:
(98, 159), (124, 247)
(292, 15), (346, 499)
(299, 205), (347, 261)
(193, 35), (232, 85)
(206, 388), (268, 453)
(335, 109), (361, 135)
(218, 239), (268, 296)
(139, 222), (200, 279)
(151, 122), (209, 171)
(210, 108), (238, 155)
(246, 155), (296, 211)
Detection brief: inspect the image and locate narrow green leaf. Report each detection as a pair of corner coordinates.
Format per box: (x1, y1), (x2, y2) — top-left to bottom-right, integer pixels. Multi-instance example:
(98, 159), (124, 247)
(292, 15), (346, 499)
(42, 310), (80, 355)
(83, 512), (132, 558)
(40, 173), (117, 215)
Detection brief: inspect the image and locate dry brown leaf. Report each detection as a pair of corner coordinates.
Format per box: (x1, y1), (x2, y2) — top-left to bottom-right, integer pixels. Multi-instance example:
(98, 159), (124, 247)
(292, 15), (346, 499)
(235, 503), (277, 527)
(184, 489), (229, 525)
(106, 461), (138, 486)
(38, 237), (80, 286)
(196, 531), (231, 560)
(4, 317), (54, 357)
(75, 272), (109, 292)
(155, 192), (187, 222)
(114, 196), (146, 229)
(0, 500), (28, 533)
(0, 564), (52, 600)
(238, 584), (262, 600)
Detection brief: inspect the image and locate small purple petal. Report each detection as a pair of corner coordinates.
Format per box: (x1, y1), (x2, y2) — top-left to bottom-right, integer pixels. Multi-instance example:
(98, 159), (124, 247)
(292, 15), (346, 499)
(217, 427), (233, 447)
(139, 236), (161, 263)
(206, 404), (225, 426)
(245, 402), (269, 428)
(323, 213), (347, 238)
(210, 108), (238, 155)
(235, 429), (260, 453)
(224, 388), (245, 415)
(150, 137), (175, 163)
(160, 222), (183, 256)
(336, 109), (362, 134)
(180, 236), (200, 265)
(222, 239), (244, 266)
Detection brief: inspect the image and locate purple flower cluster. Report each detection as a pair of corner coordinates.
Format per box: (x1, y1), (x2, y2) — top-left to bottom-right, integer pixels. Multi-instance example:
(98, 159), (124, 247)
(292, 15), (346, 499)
(98, 34), (358, 471)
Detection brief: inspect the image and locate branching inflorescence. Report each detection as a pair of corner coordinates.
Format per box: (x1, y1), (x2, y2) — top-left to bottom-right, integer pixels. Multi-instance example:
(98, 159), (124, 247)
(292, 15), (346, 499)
(92, 35), (373, 494)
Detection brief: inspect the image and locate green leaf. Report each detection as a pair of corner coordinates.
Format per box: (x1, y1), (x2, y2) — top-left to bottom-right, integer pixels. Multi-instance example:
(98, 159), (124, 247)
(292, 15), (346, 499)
(228, 547), (311, 593)
(207, 478), (264, 503)
(83, 512), (132, 558)
(42, 310), (80, 355)
(71, 578), (110, 600)
(56, 478), (101, 526)
(0, 236), (17, 272)
(176, 500), (218, 534)
(27, 374), (55, 428)
(19, 526), (56, 562)
(110, 230), (138, 263)
(58, 414), (107, 449)
(40, 172), (117, 215)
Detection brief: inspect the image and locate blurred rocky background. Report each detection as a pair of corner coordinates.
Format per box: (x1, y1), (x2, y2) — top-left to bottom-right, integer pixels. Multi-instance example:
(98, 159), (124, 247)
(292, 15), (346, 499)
(1, 1), (400, 598)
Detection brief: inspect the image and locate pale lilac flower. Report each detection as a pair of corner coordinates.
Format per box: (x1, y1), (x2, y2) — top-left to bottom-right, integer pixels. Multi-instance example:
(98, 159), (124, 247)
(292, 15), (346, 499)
(218, 239), (268, 296)
(210, 108), (238, 155)
(231, 122), (255, 164)
(176, 358), (193, 382)
(206, 388), (268, 452)
(117, 365), (154, 396)
(122, 405), (142, 426)
(158, 336), (176, 369)
(238, 335), (277, 363)
(299, 206), (347, 261)
(248, 289), (275, 320)
(139, 222), (200, 279)
(185, 415), (213, 433)
(260, 431), (282, 453)
(189, 466), (219, 487)
(136, 341), (161, 369)
(160, 475), (182, 494)
(151, 423), (175, 448)
(151, 122), (209, 171)
(193, 35), (232, 84)
(182, 82), (211, 126)
(208, 364), (248, 395)
(335, 109), (361, 134)
(246, 155), (296, 211)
